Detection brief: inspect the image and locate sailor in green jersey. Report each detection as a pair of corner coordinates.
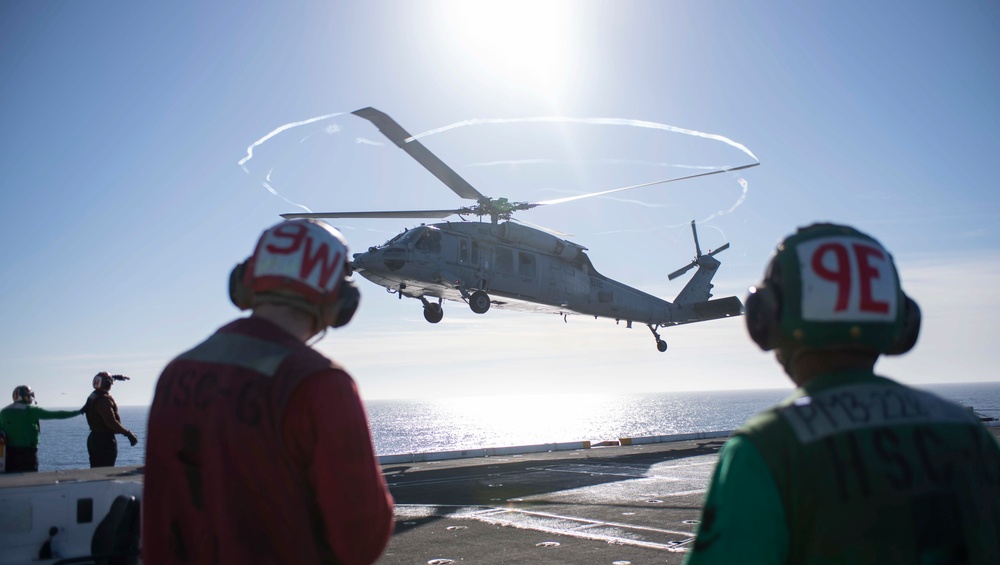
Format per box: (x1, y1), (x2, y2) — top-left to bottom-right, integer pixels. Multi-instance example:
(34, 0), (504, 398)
(1, 385), (83, 473)
(685, 223), (1000, 565)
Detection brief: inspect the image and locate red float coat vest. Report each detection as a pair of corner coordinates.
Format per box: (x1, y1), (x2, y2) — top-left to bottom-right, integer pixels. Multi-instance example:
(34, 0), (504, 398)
(143, 317), (392, 564)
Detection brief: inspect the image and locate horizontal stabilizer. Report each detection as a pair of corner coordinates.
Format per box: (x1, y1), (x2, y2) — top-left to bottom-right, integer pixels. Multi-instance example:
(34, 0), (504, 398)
(672, 296), (744, 325)
(694, 296), (744, 319)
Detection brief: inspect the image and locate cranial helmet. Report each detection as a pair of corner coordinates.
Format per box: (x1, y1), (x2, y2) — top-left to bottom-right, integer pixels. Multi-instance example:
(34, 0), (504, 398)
(12, 385), (35, 403)
(744, 223), (921, 356)
(229, 219), (360, 329)
(93, 372), (113, 391)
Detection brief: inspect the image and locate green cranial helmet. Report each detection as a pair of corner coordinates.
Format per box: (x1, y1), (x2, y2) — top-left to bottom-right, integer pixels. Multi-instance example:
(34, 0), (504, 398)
(745, 223), (921, 355)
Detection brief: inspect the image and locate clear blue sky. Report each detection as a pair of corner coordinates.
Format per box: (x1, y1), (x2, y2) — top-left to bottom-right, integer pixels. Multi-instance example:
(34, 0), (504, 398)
(2, 1), (998, 406)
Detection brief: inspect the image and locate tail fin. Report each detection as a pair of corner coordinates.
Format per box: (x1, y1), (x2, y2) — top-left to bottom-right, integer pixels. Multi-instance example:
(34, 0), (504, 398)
(669, 221), (730, 305)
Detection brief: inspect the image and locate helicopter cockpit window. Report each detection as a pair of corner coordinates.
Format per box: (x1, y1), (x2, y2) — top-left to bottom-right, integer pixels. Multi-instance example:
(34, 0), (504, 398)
(384, 229), (419, 248)
(414, 228), (441, 253)
(471, 241), (480, 264)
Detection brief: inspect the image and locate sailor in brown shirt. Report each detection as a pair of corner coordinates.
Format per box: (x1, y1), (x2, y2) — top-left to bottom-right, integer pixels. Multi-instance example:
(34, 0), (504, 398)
(82, 372), (138, 467)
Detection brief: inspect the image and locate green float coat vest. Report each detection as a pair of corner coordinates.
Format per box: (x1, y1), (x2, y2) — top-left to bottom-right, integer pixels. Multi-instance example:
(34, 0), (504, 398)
(738, 371), (1000, 564)
(0, 403), (80, 448)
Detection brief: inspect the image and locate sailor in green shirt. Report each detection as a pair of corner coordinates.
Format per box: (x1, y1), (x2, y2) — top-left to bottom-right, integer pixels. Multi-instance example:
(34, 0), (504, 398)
(1, 385), (82, 473)
(686, 223), (1000, 565)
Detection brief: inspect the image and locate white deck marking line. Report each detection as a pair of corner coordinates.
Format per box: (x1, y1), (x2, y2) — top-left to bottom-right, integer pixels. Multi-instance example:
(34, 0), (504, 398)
(530, 467), (654, 479)
(387, 472), (501, 488)
(394, 504), (697, 553)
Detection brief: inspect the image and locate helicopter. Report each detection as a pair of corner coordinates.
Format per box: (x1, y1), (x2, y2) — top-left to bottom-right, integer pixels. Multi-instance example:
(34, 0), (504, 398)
(283, 107), (757, 352)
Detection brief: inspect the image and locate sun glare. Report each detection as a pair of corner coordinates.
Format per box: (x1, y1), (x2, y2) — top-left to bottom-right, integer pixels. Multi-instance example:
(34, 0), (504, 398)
(439, 393), (615, 445)
(439, 0), (581, 103)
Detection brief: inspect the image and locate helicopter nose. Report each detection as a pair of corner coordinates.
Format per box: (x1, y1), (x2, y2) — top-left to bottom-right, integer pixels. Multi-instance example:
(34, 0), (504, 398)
(351, 252), (365, 272)
(381, 248), (405, 271)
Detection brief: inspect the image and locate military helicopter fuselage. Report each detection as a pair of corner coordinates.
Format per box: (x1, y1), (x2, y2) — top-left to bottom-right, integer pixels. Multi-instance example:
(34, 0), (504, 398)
(284, 107), (756, 351)
(352, 219), (743, 351)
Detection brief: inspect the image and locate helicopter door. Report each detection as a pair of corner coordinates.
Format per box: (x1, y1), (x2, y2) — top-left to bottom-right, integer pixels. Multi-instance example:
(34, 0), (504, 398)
(414, 228), (441, 253)
(456, 237), (487, 288)
(457, 238), (481, 267)
(490, 246), (539, 298)
(412, 227), (442, 267)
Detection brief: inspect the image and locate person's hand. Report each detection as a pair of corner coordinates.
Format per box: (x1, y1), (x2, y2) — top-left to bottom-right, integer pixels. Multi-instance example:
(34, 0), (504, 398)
(126, 431), (138, 446)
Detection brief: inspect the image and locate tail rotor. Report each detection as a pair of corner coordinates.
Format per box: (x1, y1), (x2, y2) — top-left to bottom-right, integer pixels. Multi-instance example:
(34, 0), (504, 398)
(668, 221), (730, 281)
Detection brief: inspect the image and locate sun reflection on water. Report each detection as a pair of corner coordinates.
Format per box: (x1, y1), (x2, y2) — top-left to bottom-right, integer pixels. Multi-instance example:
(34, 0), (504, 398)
(365, 388), (800, 455)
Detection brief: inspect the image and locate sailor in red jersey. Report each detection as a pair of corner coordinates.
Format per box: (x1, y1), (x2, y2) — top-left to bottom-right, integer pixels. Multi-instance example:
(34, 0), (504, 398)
(143, 219), (393, 565)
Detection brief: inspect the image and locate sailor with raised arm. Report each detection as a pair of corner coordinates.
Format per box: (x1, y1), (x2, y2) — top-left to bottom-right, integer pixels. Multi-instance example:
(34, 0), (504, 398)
(83, 371), (138, 468)
(1, 385), (82, 473)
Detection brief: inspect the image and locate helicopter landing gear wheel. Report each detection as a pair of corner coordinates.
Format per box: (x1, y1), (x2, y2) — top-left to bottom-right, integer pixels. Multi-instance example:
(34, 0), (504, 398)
(469, 291), (491, 314)
(423, 303), (443, 324)
(648, 324), (668, 353)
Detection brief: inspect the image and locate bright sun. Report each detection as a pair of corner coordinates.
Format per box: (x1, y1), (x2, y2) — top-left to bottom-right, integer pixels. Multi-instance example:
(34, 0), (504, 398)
(438, 0), (581, 102)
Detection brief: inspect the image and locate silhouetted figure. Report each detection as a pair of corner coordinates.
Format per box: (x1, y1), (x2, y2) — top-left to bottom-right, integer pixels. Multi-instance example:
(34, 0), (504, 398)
(83, 372), (138, 468)
(0, 385), (81, 473)
(686, 223), (1000, 564)
(143, 219), (393, 565)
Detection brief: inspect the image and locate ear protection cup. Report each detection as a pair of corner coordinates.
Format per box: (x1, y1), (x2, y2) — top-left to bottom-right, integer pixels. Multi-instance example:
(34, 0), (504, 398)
(232, 256), (360, 329)
(745, 283), (781, 351)
(229, 259), (254, 310)
(230, 220), (362, 330)
(322, 279), (361, 328)
(885, 294), (921, 355)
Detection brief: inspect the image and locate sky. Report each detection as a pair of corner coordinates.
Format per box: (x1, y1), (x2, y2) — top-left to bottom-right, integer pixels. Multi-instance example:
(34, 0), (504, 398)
(1, 1), (998, 406)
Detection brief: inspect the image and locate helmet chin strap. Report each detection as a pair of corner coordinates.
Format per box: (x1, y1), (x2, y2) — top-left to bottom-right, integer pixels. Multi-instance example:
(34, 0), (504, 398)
(306, 327), (328, 347)
(775, 348), (797, 380)
(255, 292), (334, 343)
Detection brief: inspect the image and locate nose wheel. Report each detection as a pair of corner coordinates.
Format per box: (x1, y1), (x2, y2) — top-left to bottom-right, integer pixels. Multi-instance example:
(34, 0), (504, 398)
(648, 324), (668, 353)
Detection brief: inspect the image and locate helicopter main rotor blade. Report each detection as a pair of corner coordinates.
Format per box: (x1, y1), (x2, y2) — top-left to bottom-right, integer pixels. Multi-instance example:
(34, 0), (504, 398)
(532, 162), (760, 207)
(352, 107), (489, 203)
(281, 209), (470, 220)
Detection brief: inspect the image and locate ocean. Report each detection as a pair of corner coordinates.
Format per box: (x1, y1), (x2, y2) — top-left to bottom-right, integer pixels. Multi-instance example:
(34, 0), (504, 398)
(28, 381), (1000, 473)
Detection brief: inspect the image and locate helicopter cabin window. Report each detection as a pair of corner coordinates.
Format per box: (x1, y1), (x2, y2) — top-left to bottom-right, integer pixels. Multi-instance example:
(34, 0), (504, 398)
(518, 251), (536, 278)
(459, 239), (468, 264)
(471, 241), (480, 264)
(496, 247), (514, 274)
(414, 228), (441, 253)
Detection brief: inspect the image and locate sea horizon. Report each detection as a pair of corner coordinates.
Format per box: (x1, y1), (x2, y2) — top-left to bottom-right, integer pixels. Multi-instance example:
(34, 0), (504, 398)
(27, 381), (1000, 473)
